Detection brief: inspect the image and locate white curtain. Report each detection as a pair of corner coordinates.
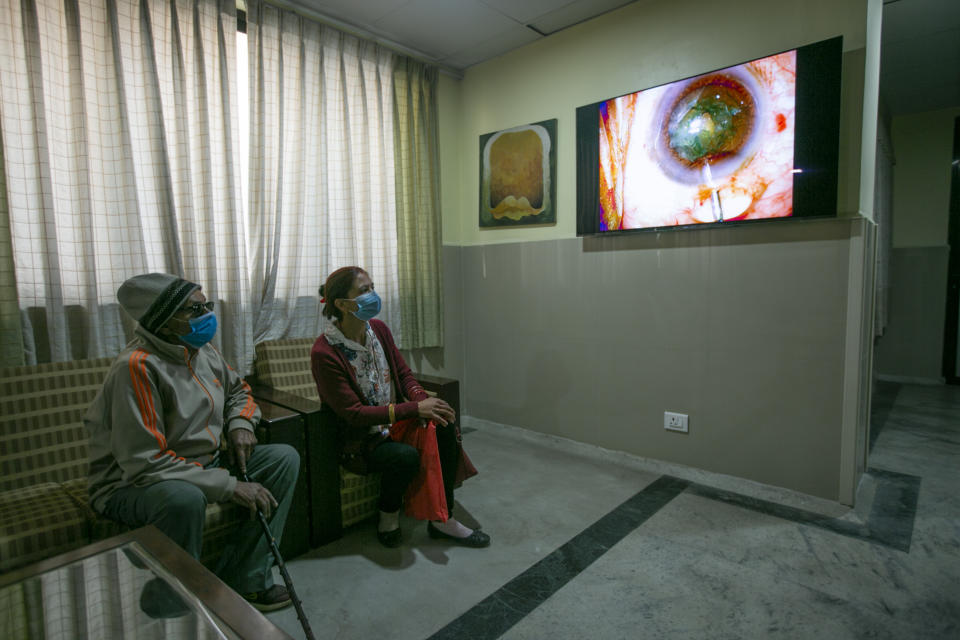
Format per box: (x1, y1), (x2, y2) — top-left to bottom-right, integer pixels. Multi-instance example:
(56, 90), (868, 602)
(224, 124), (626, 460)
(0, 0), (250, 368)
(246, 0), (402, 345)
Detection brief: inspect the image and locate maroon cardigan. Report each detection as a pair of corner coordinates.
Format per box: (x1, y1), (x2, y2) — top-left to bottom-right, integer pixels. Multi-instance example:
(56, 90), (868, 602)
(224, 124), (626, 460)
(311, 319), (429, 467)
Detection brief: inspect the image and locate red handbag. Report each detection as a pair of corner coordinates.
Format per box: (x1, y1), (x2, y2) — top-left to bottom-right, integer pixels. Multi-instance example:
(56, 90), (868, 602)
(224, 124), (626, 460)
(390, 419), (449, 522)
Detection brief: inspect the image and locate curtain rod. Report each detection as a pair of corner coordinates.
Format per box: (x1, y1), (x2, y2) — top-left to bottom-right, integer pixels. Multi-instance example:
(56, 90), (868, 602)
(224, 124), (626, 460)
(239, 0), (464, 79)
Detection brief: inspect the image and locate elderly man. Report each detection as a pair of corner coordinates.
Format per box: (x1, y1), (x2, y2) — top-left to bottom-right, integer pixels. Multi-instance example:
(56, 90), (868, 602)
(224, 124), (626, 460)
(85, 273), (298, 613)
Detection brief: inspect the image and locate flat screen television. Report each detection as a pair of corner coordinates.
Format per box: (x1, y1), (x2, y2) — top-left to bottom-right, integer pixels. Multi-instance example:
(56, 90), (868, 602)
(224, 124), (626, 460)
(576, 36), (842, 235)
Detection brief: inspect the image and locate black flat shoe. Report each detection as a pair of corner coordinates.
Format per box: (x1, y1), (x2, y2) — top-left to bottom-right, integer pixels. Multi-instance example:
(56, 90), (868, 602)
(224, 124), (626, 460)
(377, 527), (402, 548)
(427, 521), (490, 548)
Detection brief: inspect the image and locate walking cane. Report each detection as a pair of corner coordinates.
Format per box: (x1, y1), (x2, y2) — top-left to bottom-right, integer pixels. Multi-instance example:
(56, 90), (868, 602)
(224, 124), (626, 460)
(242, 470), (316, 640)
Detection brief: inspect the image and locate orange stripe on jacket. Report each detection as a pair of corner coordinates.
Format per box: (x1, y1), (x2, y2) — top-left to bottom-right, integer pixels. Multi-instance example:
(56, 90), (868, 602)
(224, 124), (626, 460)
(240, 394), (258, 419)
(236, 372), (258, 419)
(128, 350), (166, 450)
(151, 450), (187, 463)
(136, 351), (163, 448)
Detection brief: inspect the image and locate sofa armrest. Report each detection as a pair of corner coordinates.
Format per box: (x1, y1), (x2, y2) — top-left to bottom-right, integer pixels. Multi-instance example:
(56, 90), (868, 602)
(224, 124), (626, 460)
(254, 399), (311, 559)
(248, 383), (322, 413)
(414, 373), (461, 430)
(249, 384), (340, 546)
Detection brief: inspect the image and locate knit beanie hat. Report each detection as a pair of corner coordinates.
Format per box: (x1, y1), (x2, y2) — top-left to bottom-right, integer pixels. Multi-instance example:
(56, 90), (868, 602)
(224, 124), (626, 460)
(117, 273), (200, 334)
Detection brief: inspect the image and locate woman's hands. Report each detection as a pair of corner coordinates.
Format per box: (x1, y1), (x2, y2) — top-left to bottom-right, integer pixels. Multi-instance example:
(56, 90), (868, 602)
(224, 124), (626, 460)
(417, 397), (456, 426)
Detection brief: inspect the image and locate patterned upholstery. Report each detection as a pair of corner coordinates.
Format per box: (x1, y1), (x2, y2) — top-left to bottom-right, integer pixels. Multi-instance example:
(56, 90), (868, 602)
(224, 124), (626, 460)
(340, 473), (381, 527)
(0, 483), (89, 573)
(197, 501), (247, 569)
(61, 478), (243, 570)
(0, 358), (114, 493)
(254, 337), (382, 527)
(0, 358), (247, 574)
(253, 338), (319, 400)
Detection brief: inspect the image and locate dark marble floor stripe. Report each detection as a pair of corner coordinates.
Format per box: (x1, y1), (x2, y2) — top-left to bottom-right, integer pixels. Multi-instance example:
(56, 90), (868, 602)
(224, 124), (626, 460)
(687, 466), (920, 552)
(428, 476), (689, 640)
(864, 466), (921, 551)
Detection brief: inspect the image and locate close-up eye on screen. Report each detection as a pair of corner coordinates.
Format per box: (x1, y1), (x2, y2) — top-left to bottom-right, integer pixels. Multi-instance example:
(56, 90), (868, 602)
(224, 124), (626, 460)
(597, 51), (796, 231)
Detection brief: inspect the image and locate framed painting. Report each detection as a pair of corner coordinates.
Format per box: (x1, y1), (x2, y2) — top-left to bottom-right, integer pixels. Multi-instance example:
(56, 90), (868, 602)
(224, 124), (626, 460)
(479, 119), (557, 228)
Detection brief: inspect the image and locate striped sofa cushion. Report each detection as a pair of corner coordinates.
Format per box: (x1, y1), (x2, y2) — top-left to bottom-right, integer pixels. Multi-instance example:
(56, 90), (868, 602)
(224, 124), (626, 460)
(0, 358), (114, 493)
(340, 472), (381, 527)
(254, 337), (381, 526)
(0, 483), (89, 573)
(62, 471), (246, 570)
(199, 501), (254, 571)
(253, 338), (318, 399)
(1, 358), (248, 573)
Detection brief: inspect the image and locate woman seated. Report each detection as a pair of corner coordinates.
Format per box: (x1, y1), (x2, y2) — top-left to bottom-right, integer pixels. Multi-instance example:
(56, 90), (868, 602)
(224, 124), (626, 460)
(310, 266), (489, 549)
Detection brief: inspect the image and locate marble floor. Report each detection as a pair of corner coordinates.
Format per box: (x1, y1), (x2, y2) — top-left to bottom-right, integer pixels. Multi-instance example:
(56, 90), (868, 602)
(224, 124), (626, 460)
(264, 382), (960, 640)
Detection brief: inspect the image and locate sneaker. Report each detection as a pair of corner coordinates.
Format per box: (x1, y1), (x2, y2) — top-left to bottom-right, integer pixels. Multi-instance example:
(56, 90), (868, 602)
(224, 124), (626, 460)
(243, 584), (292, 612)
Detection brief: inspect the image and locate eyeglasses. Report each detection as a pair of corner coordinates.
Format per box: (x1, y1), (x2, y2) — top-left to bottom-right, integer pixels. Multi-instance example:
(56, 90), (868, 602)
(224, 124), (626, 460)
(178, 301), (215, 317)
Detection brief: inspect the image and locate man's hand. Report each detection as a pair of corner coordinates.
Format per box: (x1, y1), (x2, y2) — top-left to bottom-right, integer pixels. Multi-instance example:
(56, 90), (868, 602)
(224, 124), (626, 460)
(232, 481), (278, 520)
(229, 428), (257, 473)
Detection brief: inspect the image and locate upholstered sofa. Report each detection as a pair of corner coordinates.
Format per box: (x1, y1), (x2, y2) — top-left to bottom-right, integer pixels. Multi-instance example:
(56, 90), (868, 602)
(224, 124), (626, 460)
(0, 357), (307, 575)
(251, 337), (460, 545)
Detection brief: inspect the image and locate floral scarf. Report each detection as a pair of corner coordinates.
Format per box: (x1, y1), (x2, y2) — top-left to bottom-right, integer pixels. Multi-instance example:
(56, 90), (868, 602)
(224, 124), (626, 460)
(322, 316), (394, 429)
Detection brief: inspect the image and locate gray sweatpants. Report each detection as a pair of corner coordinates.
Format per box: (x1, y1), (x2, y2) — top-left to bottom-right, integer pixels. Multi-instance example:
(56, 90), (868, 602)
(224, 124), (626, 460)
(101, 443), (299, 594)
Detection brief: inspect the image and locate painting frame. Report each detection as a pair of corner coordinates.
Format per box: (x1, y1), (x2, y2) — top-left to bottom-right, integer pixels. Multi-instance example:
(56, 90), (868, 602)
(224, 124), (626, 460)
(479, 118), (557, 228)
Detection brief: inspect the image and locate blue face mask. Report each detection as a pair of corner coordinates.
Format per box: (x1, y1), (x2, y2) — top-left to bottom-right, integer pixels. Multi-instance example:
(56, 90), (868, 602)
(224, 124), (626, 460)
(180, 311), (217, 349)
(351, 291), (381, 321)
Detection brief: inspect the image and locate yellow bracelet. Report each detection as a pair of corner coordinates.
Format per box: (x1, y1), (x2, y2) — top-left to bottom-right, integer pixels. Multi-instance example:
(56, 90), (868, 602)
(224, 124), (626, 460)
(388, 403), (396, 424)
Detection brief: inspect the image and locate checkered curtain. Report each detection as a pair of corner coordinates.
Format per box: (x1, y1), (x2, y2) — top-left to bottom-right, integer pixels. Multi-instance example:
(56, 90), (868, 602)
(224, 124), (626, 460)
(246, 0), (404, 345)
(0, 0), (250, 368)
(0, 0), (445, 369)
(393, 58), (443, 348)
(0, 136), (21, 366)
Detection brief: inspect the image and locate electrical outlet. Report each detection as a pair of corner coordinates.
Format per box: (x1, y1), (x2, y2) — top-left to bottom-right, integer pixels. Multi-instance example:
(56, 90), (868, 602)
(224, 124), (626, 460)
(664, 411), (689, 433)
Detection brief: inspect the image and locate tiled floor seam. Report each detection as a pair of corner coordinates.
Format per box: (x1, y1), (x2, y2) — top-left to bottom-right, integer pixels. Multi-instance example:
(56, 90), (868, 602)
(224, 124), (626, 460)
(430, 466), (920, 639)
(427, 476), (689, 640)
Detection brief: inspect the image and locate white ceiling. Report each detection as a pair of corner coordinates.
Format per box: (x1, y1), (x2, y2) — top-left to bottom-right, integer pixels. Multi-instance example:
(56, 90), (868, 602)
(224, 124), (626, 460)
(278, 0), (960, 116)
(277, 0), (636, 71)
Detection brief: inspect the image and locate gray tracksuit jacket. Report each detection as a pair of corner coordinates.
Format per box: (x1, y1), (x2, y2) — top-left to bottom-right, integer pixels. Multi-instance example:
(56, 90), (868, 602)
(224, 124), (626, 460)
(85, 326), (260, 512)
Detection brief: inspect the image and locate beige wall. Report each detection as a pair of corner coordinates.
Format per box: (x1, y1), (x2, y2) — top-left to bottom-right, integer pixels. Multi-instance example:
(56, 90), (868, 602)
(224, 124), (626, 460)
(872, 106), (960, 382)
(874, 246), (948, 383)
(890, 107), (960, 248)
(438, 74), (464, 247)
(428, 0), (875, 502)
(459, 220), (856, 500)
(402, 245), (465, 383)
(445, 0), (868, 247)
